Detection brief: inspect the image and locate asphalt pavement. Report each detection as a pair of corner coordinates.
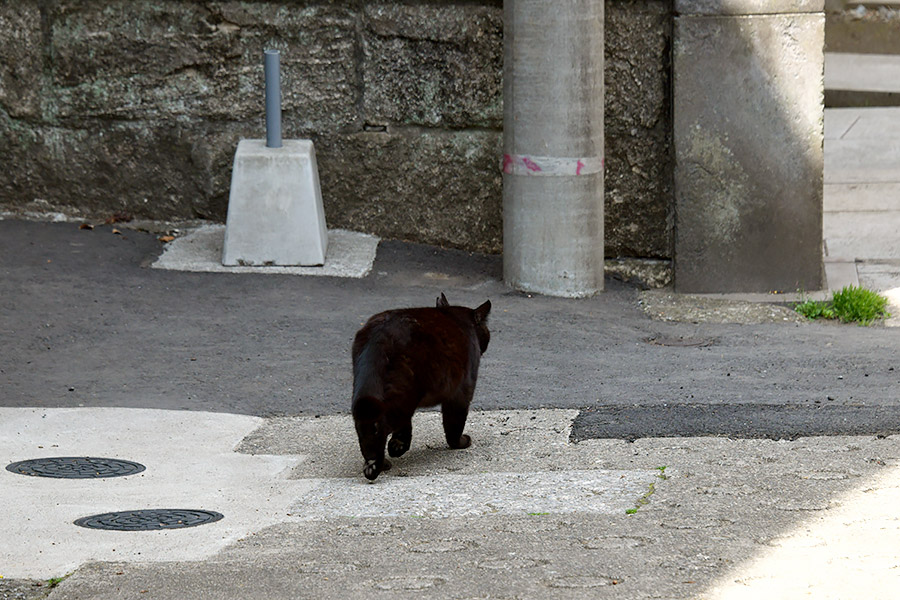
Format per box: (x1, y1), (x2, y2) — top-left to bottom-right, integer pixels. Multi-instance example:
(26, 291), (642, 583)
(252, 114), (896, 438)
(1, 208), (899, 599)
(1, 105), (900, 598)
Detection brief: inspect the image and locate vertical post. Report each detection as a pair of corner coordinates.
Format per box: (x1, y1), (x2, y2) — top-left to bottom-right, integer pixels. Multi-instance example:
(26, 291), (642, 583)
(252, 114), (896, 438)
(264, 50), (282, 149)
(502, 0), (605, 298)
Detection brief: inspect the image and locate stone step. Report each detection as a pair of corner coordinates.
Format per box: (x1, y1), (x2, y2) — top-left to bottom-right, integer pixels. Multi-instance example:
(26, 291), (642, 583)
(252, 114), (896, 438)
(826, 53), (900, 106)
(846, 1), (900, 6)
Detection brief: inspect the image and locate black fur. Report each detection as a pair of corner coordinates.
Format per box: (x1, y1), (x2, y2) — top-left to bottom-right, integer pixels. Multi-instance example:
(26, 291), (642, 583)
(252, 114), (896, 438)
(351, 294), (491, 480)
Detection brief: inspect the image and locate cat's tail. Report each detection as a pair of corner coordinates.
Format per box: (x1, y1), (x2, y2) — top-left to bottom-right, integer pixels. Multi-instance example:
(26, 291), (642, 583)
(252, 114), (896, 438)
(352, 395), (384, 422)
(352, 341), (388, 404)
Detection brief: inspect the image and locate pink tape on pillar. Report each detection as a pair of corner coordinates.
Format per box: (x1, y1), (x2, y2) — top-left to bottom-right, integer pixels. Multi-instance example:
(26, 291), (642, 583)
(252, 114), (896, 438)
(501, 154), (603, 176)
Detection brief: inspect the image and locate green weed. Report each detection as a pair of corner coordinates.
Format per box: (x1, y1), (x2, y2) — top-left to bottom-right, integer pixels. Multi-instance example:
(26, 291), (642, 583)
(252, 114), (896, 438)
(46, 573), (72, 589)
(832, 285), (890, 325)
(795, 286), (890, 326)
(795, 298), (835, 320)
(626, 466), (669, 515)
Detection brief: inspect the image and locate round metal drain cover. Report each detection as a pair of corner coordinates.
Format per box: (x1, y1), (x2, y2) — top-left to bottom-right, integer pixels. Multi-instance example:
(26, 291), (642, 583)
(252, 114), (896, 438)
(74, 509), (224, 531)
(6, 457), (146, 479)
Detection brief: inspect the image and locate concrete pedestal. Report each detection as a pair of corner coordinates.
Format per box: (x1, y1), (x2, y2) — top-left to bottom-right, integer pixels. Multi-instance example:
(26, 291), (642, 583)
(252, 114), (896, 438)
(223, 139), (328, 267)
(673, 0), (825, 292)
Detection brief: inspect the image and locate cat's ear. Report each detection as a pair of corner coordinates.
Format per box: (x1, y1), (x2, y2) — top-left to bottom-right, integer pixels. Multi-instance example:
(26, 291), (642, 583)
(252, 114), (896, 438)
(437, 292), (450, 308)
(474, 300), (491, 323)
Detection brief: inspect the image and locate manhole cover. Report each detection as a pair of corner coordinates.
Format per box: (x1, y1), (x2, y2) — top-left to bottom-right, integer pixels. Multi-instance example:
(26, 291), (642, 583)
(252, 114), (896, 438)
(74, 509), (224, 531)
(6, 457), (146, 479)
(645, 335), (715, 347)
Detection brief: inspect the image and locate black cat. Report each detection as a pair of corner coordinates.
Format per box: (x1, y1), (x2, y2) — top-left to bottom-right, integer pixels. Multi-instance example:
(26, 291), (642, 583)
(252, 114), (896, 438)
(351, 293), (491, 481)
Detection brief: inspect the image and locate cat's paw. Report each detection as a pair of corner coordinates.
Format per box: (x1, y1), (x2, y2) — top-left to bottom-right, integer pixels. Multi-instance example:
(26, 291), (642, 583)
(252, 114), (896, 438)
(363, 459), (391, 481)
(388, 437), (410, 457)
(450, 434), (471, 450)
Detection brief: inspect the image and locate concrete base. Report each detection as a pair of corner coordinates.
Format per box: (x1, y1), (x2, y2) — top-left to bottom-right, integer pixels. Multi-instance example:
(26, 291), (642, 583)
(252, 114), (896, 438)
(154, 225), (379, 279)
(223, 139), (328, 267)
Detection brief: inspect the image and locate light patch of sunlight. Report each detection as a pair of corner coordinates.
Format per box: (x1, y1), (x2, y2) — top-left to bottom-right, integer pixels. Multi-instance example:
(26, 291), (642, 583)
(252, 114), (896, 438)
(702, 463), (900, 599)
(883, 287), (900, 328)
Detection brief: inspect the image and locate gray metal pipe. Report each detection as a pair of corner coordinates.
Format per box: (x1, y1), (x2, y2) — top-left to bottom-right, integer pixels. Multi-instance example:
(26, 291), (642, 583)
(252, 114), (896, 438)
(264, 50), (282, 148)
(502, 0), (605, 297)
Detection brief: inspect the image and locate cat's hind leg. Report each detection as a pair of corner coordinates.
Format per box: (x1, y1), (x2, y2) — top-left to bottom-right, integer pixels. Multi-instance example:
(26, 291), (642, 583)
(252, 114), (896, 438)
(388, 422), (412, 457)
(441, 396), (472, 450)
(353, 398), (392, 481)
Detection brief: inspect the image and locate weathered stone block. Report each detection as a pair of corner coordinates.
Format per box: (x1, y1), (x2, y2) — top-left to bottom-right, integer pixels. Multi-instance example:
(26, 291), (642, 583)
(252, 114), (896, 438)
(676, 0), (824, 14)
(316, 129), (502, 253)
(363, 5), (503, 128)
(0, 4), (43, 119)
(49, 2), (359, 131)
(674, 9), (825, 292)
(0, 114), (249, 220)
(605, 1), (673, 260)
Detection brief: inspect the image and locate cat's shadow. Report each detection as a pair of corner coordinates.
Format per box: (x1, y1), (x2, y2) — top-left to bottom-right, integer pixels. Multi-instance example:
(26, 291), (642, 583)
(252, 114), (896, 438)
(291, 418), (490, 481)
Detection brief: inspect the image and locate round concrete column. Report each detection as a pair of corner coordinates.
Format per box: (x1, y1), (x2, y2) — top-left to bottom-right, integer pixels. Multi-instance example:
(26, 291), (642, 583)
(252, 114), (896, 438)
(502, 0), (605, 298)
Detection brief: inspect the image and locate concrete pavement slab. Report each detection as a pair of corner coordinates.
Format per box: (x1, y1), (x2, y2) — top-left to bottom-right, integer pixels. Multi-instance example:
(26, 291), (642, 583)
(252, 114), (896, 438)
(22, 404), (900, 599)
(0, 408), (660, 582)
(704, 458), (900, 599)
(40, 431), (900, 600)
(824, 106), (860, 140)
(823, 259), (860, 289)
(239, 409), (592, 476)
(152, 224), (379, 278)
(292, 470), (654, 519)
(0, 408), (312, 580)
(857, 261), (900, 326)
(824, 107), (900, 184)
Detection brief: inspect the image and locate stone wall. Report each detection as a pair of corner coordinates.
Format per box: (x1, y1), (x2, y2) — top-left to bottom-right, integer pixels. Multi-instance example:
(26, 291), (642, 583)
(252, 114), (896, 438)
(825, 4), (900, 54)
(0, 0), (673, 258)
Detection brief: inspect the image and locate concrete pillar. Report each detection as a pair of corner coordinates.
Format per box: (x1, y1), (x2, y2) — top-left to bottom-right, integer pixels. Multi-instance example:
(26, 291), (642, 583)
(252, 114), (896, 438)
(502, 0), (604, 298)
(673, 0), (825, 293)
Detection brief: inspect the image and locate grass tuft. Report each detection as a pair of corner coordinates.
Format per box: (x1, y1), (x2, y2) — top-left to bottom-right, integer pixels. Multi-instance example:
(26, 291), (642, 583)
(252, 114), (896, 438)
(831, 285), (890, 325)
(795, 286), (890, 326)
